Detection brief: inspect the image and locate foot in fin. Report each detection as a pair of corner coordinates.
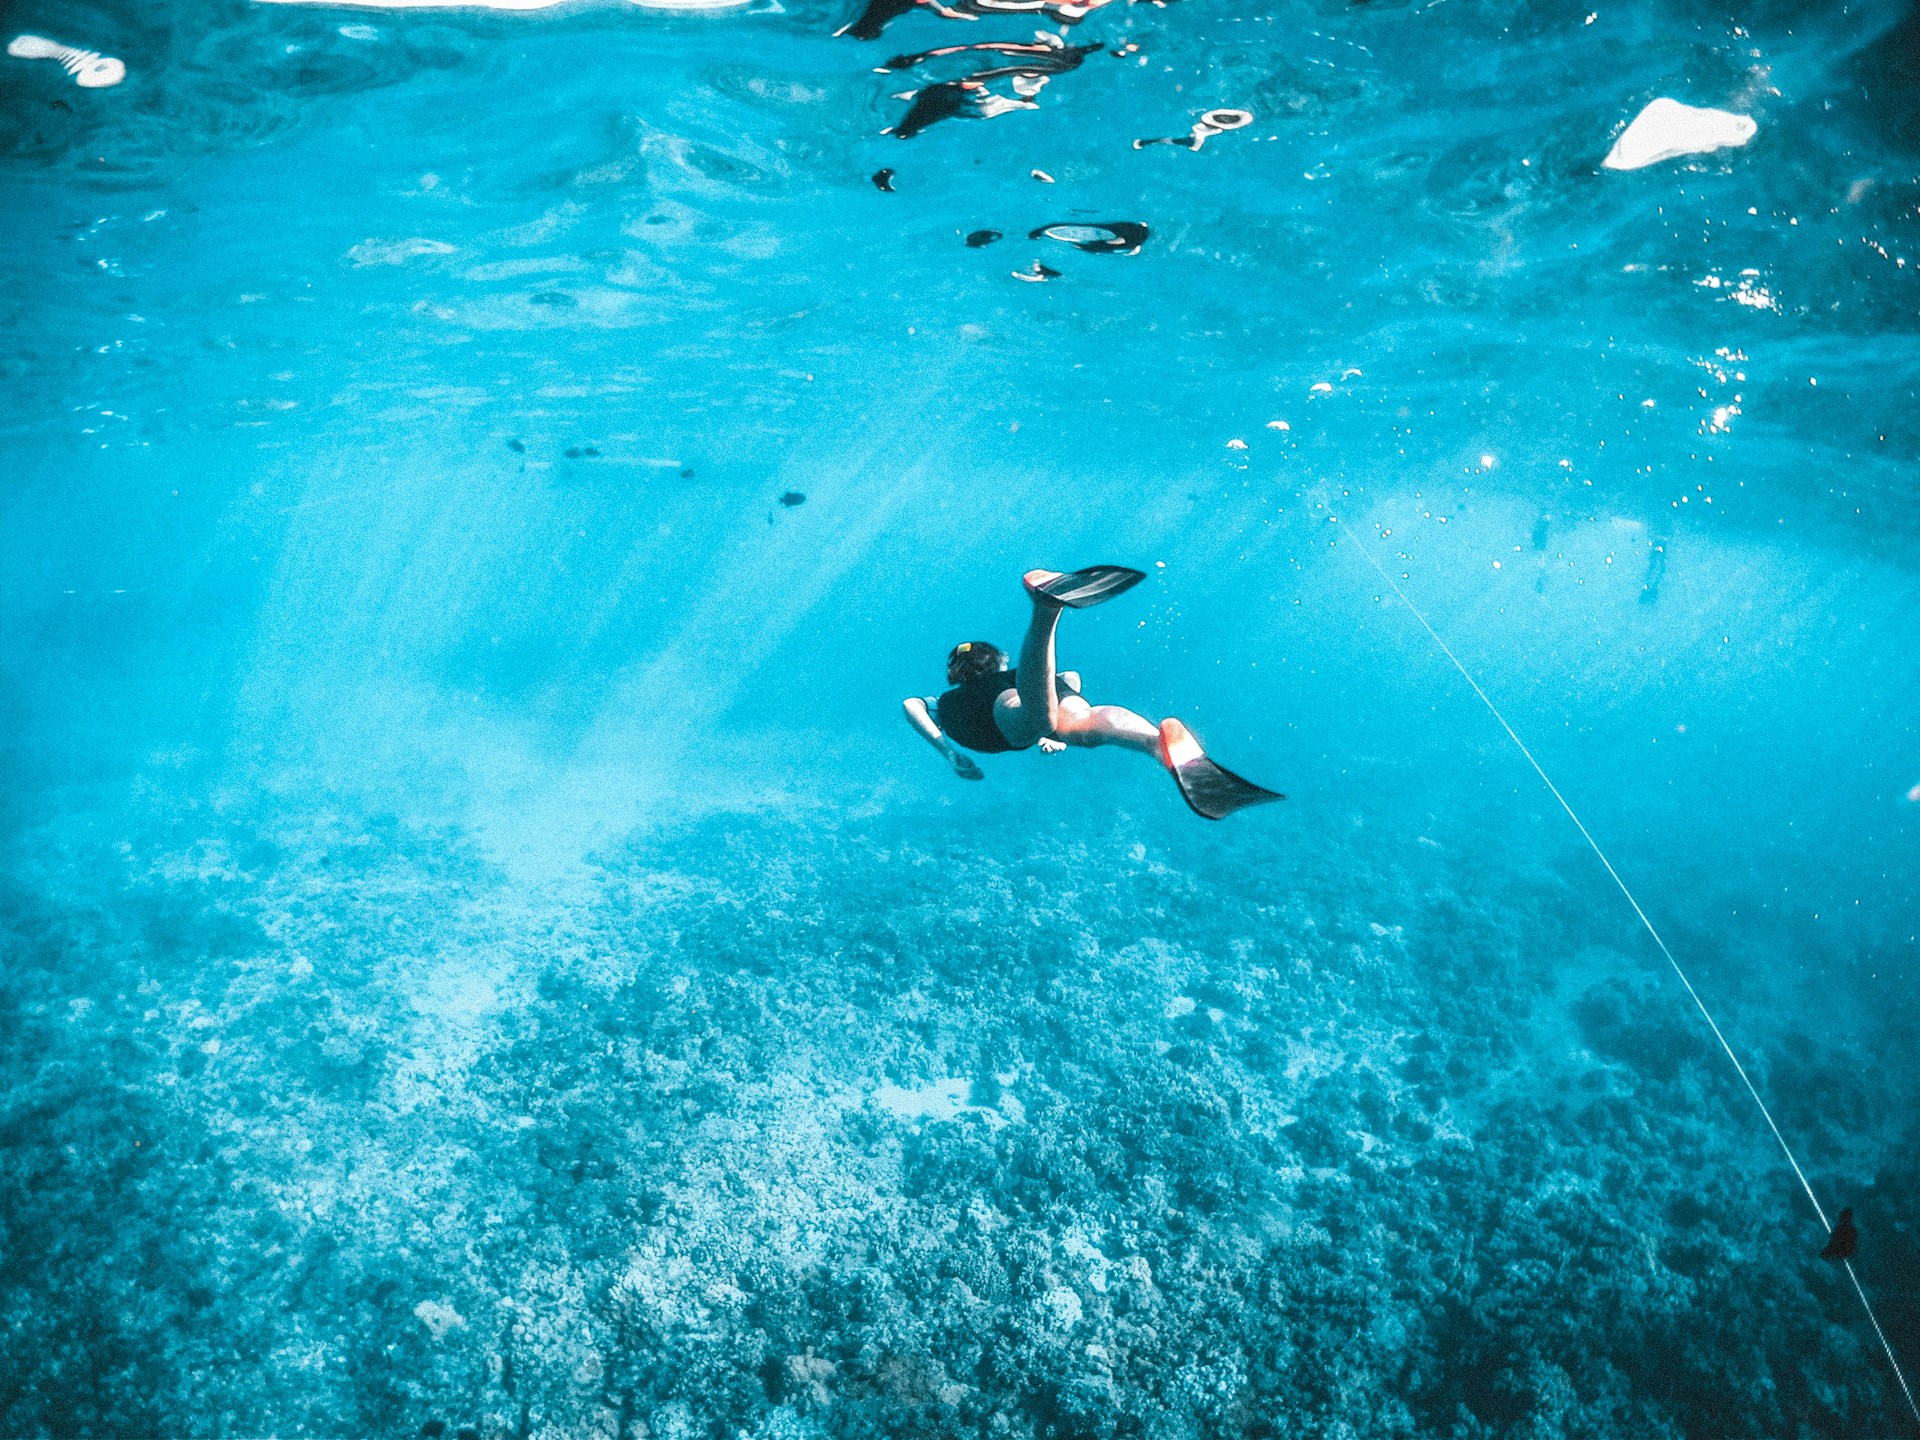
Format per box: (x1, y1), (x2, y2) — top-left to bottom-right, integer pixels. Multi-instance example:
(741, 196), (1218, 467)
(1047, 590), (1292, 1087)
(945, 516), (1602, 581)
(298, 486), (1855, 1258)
(1023, 565), (1146, 609)
(1820, 1208), (1858, 1262)
(1159, 719), (1283, 820)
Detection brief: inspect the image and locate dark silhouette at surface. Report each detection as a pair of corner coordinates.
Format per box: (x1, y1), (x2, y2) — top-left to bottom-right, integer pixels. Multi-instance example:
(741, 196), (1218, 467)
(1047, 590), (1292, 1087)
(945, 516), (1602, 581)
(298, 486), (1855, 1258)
(1030, 220), (1149, 254)
(881, 36), (1096, 138)
(878, 36), (1100, 76)
(837, 0), (911, 40)
(889, 80), (974, 139)
(840, 0), (1113, 41)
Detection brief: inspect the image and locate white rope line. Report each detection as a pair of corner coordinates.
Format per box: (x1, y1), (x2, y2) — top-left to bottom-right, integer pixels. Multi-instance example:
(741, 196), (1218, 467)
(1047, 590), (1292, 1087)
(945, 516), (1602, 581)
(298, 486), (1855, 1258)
(1850, 1261), (1920, 1425)
(1333, 515), (1920, 1428)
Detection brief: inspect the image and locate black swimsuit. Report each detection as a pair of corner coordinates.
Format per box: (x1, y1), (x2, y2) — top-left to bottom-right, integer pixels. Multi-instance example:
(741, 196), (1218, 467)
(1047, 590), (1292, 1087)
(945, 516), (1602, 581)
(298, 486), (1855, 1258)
(936, 669), (1075, 754)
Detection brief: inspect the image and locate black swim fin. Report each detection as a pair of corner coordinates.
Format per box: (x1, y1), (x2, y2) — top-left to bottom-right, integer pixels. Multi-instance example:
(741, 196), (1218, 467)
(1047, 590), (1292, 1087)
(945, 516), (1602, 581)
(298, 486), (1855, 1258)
(1025, 565), (1146, 609)
(1159, 720), (1283, 821)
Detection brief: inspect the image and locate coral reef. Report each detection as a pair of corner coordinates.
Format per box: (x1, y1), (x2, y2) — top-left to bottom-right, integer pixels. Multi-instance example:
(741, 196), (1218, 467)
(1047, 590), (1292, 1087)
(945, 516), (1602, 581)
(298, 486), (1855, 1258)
(1, 795), (1913, 1438)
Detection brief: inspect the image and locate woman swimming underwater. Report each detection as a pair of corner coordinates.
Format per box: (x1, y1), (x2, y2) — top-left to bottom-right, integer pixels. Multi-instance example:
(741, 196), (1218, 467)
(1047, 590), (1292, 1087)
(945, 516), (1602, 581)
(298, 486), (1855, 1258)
(901, 567), (1283, 820)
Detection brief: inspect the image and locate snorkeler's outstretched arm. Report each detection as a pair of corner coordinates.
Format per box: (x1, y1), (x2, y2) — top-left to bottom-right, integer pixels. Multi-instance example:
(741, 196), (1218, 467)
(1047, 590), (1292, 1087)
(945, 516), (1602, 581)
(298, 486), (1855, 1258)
(902, 697), (985, 780)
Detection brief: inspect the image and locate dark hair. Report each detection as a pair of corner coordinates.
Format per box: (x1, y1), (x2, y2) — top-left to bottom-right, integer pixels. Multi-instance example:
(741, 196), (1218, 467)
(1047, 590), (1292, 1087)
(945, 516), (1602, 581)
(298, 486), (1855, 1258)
(947, 641), (1007, 684)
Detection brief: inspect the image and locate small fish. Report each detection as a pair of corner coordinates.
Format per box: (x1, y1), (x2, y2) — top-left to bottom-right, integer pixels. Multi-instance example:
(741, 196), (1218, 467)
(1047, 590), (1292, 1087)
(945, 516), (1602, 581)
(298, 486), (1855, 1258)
(871, 168), (896, 192)
(563, 446), (600, 459)
(966, 229), (1002, 248)
(681, 468), (695, 479)
(1820, 1208), (1858, 1262)
(507, 439), (525, 453)
(780, 491), (807, 507)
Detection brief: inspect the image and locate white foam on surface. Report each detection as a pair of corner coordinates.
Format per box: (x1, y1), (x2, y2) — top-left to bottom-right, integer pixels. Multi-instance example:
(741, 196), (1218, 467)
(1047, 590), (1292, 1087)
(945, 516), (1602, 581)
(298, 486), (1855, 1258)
(262, 0), (562, 8)
(1603, 98), (1755, 171)
(8, 33), (125, 87)
(259, 0), (748, 9)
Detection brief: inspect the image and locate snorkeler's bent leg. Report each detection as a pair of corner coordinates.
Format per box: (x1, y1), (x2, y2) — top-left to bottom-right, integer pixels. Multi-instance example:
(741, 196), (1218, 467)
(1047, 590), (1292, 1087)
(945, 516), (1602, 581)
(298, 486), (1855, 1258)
(995, 577), (1066, 747)
(1052, 700), (1162, 756)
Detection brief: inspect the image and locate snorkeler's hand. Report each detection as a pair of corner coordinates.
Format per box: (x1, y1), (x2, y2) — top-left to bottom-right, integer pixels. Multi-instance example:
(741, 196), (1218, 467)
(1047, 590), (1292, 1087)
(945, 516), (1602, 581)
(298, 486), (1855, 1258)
(952, 754), (984, 781)
(1037, 737), (1066, 754)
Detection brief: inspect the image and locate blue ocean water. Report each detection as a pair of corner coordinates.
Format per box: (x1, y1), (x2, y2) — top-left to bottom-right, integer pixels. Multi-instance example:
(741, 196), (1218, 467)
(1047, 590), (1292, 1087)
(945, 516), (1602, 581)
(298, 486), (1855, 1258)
(3, 0), (1918, 1432)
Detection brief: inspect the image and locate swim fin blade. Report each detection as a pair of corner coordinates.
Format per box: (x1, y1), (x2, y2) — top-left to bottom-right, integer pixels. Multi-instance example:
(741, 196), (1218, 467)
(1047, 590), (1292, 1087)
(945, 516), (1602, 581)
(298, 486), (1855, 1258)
(1159, 719), (1284, 820)
(1026, 565), (1147, 609)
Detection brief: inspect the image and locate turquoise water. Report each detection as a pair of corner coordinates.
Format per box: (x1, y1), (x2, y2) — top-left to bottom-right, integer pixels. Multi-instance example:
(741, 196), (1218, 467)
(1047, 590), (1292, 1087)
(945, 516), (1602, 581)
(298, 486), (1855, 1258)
(3, 0), (1918, 1433)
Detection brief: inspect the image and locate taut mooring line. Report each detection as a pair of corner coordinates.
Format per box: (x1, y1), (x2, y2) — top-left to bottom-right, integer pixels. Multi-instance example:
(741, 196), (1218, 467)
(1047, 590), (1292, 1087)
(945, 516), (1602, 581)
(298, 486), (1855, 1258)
(1332, 513), (1919, 1428)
